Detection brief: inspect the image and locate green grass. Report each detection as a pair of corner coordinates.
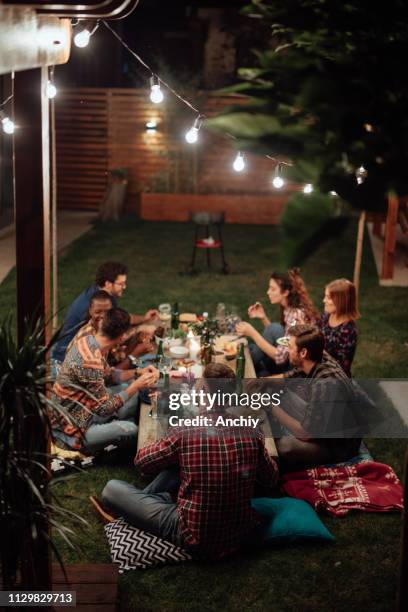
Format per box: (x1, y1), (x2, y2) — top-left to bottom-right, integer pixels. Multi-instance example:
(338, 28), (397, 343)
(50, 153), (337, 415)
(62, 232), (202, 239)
(1, 217), (407, 611)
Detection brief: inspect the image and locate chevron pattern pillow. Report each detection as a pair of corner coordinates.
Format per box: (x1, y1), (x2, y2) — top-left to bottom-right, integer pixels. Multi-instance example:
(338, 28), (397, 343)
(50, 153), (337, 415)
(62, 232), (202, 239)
(104, 518), (192, 572)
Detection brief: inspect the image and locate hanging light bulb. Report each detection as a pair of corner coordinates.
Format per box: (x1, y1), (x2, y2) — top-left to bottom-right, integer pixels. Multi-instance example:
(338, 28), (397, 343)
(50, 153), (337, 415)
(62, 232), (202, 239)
(149, 76), (164, 104)
(46, 80), (57, 99)
(74, 21), (99, 48)
(355, 165), (368, 185)
(74, 29), (91, 47)
(185, 115), (203, 144)
(303, 183), (313, 194)
(1, 116), (15, 134)
(233, 151), (245, 172)
(272, 163), (285, 189)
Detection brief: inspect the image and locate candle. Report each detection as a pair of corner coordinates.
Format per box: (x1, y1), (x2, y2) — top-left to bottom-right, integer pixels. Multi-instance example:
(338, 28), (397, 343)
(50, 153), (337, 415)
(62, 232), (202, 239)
(189, 338), (201, 360)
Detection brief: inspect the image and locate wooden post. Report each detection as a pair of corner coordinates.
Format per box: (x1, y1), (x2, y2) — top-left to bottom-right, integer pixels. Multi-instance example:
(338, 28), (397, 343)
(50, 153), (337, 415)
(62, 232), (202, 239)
(353, 210), (366, 296)
(398, 448), (408, 611)
(381, 193), (399, 280)
(13, 67), (51, 591)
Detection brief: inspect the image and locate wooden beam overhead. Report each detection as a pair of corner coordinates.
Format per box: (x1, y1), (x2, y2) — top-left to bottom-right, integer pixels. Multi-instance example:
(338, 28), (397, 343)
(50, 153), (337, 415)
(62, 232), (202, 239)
(1, 0), (140, 19)
(0, 7), (71, 75)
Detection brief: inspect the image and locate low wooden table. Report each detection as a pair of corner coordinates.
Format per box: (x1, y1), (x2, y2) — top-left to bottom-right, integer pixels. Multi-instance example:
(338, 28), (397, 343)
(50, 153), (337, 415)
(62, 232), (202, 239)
(137, 343), (278, 457)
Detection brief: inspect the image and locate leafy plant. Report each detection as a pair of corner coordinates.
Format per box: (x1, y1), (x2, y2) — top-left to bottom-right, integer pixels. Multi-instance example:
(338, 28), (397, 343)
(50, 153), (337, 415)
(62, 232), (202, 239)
(205, 0), (408, 262)
(0, 317), (87, 589)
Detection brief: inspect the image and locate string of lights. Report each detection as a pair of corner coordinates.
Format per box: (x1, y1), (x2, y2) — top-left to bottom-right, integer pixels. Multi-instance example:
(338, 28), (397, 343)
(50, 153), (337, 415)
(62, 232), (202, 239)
(0, 21), (369, 192)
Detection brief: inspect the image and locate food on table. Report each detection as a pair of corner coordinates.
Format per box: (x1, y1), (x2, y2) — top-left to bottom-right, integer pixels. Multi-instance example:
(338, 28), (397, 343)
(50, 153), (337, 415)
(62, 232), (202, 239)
(179, 313), (198, 323)
(169, 345), (189, 358)
(176, 358), (196, 367)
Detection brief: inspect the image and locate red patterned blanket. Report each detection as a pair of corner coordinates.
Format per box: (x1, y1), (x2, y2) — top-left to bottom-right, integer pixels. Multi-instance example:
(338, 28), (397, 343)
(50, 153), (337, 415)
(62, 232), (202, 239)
(281, 462), (404, 516)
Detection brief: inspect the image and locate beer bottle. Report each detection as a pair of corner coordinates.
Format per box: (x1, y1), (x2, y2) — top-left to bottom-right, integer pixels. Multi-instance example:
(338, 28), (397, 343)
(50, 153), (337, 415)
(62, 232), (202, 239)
(201, 330), (213, 366)
(156, 339), (164, 363)
(171, 302), (179, 330)
(236, 343), (246, 393)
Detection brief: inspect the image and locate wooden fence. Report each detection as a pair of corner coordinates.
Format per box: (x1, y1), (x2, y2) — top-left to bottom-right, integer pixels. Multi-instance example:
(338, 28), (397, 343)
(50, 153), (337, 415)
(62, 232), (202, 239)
(55, 87), (296, 218)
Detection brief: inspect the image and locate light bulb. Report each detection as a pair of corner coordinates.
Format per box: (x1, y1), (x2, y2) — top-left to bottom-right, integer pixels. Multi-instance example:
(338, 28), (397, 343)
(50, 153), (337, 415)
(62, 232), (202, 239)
(303, 183), (313, 194)
(185, 127), (198, 144)
(272, 176), (284, 189)
(46, 80), (57, 99)
(355, 165), (367, 185)
(185, 115), (203, 145)
(150, 84), (163, 104)
(2, 117), (15, 134)
(74, 29), (91, 48)
(330, 190), (338, 196)
(233, 152), (245, 172)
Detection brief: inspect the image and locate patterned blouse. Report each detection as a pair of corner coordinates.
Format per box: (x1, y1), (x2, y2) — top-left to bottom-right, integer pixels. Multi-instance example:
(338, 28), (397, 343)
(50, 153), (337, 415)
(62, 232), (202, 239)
(318, 313), (357, 376)
(274, 307), (315, 365)
(52, 335), (129, 446)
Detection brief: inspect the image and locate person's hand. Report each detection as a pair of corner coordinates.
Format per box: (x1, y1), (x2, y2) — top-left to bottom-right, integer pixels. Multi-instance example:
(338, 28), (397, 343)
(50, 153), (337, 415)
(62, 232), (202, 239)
(138, 365), (159, 378)
(143, 309), (160, 322)
(132, 341), (156, 357)
(236, 321), (256, 338)
(248, 302), (266, 320)
(132, 369), (159, 391)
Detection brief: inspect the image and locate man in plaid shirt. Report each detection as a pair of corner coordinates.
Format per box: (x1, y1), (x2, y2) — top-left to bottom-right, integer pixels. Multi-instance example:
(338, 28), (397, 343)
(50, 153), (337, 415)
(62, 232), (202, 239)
(102, 364), (278, 559)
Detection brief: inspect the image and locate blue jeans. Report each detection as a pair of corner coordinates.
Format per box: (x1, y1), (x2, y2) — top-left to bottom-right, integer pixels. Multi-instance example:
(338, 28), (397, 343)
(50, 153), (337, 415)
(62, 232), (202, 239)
(53, 388), (139, 453)
(249, 322), (288, 376)
(102, 468), (184, 547)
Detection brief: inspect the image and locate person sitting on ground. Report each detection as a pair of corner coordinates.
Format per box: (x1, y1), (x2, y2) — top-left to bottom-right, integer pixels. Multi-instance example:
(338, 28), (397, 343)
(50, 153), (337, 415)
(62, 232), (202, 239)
(52, 261), (159, 367)
(68, 290), (156, 371)
(100, 362), (279, 559)
(51, 307), (159, 453)
(236, 268), (319, 376)
(270, 324), (361, 471)
(318, 278), (359, 376)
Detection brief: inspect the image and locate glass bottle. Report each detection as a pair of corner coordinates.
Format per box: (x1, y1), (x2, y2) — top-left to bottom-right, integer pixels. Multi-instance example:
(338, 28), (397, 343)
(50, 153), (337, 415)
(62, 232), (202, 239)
(171, 302), (179, 330)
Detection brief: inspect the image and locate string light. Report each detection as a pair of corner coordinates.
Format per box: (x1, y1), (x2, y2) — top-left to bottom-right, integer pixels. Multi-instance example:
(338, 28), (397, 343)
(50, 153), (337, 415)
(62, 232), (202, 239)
(1, 115), (15, 134)
(46, 80), (57, 99)
(185, 116), (203, 144)
(149, 76), (164, 104)
(232, 151), (245, 172)
(330, 190), (338, 196)
(355, 165), (367, 185)
(74, 21), (99, 48)
(272, 164), (285, 189)
(303, 183), (313, 194)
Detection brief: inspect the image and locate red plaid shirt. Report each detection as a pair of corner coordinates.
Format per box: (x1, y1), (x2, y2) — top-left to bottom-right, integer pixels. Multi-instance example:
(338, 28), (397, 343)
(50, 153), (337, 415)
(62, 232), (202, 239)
(135, 425), (278, 558)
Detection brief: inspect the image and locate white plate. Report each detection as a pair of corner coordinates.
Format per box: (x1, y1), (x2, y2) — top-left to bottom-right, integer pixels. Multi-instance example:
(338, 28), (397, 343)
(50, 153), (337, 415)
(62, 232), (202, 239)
(169, 345), (189, 358)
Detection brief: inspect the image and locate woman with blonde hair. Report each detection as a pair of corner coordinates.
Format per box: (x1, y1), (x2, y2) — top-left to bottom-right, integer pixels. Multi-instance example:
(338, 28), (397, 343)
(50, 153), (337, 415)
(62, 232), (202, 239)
(319, 278), (359, 376)
(237, 268), (319, 376)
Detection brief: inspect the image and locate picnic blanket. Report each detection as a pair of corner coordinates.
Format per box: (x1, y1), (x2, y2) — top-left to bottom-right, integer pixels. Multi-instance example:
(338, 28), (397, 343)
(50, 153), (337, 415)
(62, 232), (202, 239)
(281, 461), (404, 516)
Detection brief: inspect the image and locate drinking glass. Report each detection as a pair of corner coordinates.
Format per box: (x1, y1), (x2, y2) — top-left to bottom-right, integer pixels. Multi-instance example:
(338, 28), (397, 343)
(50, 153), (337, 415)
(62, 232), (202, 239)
(159, 356), (172, 375)
(158, 303), (172, 329)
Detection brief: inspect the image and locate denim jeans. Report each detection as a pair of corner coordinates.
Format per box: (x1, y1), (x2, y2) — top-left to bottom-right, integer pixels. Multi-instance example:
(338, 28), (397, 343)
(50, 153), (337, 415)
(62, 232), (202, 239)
(102, 468), (185, 547)
(249, 322), (287, 376)
(53, 387), (139, 453)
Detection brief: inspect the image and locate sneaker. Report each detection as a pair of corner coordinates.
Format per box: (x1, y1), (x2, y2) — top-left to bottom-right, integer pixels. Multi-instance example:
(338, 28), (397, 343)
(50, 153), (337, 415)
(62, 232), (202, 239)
(89, 496), (119, 524)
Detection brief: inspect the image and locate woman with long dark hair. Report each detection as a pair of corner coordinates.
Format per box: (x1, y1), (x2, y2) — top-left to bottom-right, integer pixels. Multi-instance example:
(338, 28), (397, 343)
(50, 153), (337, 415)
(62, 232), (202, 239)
(237, 268), (318, 376)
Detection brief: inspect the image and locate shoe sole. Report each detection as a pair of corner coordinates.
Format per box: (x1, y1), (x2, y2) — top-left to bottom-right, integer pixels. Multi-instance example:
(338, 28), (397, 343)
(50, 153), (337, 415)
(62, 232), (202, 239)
(89, 495), (116, 524)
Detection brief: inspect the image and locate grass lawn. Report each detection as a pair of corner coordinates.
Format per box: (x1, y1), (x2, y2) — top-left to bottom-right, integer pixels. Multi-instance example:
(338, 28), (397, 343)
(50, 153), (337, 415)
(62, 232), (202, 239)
(1, 217), (407, 611)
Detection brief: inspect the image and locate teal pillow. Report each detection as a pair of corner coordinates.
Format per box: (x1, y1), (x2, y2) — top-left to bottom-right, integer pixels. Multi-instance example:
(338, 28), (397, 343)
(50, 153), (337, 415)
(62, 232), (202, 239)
(251, 497), (335, 543)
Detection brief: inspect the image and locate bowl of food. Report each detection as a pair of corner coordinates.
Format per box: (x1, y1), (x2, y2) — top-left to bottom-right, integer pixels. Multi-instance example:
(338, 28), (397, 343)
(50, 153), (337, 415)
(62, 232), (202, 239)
(169, 345), (189, 359)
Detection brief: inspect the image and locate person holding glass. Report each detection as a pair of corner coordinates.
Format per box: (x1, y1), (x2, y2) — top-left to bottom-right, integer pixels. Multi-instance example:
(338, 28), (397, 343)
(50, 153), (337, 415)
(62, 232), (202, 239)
(236, 269), (319, 376)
